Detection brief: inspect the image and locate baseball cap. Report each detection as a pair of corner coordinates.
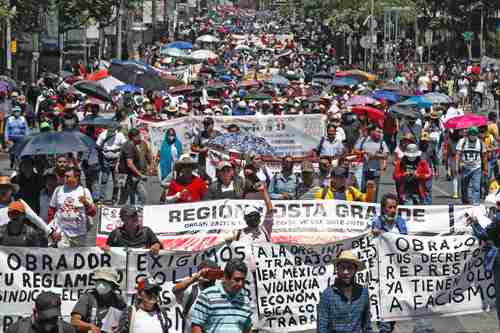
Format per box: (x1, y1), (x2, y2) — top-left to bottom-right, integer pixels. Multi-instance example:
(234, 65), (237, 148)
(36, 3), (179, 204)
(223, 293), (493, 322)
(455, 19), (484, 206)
(120, 205), (139, 218)
(137, 276), (162, 294)
(8, 201), (25, 214)
(468, 127), (479, 136)
(35, 292), (62, 320)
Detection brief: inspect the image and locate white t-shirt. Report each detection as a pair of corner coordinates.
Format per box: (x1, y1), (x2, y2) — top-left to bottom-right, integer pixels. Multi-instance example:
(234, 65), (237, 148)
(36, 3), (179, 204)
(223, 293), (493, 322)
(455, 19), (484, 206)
(96, 130), (127, 159)
(458, 78), (470, 97)
(131, 308), (163, 333)
(50, 185), (93, 237)
(475, 81), (487, 94)
(456, 138), (484, 170)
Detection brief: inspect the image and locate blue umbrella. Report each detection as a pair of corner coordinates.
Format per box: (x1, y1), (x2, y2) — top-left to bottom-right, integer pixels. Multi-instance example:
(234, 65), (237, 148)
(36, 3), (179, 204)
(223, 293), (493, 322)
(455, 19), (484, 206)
(160, 47), (187, 57)
(80, 116), (119, 127)
(166, 41), (193, 49)
(219, 75), (233, 82)
(372, 90), (401, 103)
(115, 84), (142, 93)
(17, 131), (95, 157)
(331, 77), (359, 87)
(398, 96), (433, 109)
(422, 92), (452, 104)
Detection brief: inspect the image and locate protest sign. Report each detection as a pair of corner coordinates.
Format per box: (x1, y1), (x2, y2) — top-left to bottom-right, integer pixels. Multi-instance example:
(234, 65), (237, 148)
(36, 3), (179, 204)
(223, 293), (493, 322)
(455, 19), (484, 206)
(253, 233), (379, 332)
(126, 242), (254, 333)
(0, 246), (126, 317)
(135, 114), (325, 158)
(97, 200), (471, 250)
(378, 233), (495, 321)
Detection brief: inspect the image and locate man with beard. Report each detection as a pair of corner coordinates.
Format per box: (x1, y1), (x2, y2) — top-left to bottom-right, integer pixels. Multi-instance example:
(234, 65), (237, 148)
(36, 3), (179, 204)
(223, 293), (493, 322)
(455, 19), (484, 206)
(173, 260), (222, 333)
(71, 268), (126, 333)
(6, 292), (75, 333)
(317, 250), (371, 333)
(456, 127), (488, 205)
(269, 156), (300, 200)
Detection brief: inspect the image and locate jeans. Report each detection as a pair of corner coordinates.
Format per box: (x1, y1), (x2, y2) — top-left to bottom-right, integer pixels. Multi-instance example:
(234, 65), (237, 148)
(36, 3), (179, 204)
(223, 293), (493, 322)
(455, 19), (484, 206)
(119, 175), (147, 206)
(99, 158), (119, 202)
(461, 168), (481, 205)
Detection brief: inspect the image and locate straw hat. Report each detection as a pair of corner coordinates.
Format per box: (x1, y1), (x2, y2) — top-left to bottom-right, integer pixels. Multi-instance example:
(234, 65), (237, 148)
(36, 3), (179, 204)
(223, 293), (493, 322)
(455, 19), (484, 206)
(421, 132), (431, 142)
(430, 111), (441, 119)
(175, 154), (198, 167)
(168, 102), (178, 113)
(332, 250), (365, 270)
(0, 176), (19, 192)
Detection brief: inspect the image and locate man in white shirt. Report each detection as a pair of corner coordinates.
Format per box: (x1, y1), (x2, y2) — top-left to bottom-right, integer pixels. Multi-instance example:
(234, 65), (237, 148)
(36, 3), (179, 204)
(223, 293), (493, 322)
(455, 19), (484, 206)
(96, 125), (127, 204)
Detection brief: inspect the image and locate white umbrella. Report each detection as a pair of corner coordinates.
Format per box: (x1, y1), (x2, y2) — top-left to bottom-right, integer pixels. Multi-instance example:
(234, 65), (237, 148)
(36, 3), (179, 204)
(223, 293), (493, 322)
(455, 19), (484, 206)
(191, 50), (218, 60)
(97, 76), (125, 93)
(196, 34), (220, 43)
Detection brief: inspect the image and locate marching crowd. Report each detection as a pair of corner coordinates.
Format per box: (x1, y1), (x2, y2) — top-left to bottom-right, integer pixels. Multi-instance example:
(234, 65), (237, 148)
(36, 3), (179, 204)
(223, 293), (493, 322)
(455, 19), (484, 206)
(2, 4), (500, 333)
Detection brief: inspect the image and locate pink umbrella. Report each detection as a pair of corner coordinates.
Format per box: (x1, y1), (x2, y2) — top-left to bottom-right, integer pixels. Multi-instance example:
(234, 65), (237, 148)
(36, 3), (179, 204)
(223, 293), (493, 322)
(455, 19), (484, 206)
(346, 95), (380, 106)
(444, 114), (488, 129)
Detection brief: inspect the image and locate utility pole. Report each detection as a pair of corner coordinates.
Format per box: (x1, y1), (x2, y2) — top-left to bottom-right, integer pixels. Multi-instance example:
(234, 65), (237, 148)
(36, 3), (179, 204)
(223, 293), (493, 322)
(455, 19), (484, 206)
(369, 0), (374, 71)
(6, 0), (12, 75)
(117, 0), (123, 60)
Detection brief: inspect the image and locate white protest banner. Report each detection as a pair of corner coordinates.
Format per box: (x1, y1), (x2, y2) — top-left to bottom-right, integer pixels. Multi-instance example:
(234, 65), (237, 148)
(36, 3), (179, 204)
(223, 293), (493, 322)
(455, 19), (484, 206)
(378, 233), (495, 321)
(253, 233), (380, 332)
(126, 242), (254, 333)
(135, 114), (325, 157)
(0, 246), (126, 317)
(96, 201), (477, 250)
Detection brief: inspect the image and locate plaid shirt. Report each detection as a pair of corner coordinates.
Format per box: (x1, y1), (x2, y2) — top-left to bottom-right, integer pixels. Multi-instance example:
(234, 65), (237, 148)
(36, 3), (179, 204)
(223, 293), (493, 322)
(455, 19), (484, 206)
(317, 283), (372, 333)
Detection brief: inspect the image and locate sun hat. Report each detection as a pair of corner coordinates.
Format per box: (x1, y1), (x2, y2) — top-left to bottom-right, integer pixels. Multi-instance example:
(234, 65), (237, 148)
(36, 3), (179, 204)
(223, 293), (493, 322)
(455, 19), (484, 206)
(332, 250), (365, 270)
(404, 143), (421, 158)
(94, 267), (120, 287)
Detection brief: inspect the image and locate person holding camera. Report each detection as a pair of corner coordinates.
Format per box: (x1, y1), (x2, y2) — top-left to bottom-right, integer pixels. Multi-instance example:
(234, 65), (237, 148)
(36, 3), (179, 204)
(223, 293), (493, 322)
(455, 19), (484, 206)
(172, 260), (222, 333)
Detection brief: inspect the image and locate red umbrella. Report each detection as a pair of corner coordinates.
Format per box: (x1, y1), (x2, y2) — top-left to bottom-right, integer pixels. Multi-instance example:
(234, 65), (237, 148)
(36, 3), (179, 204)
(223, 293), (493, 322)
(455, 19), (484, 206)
(86, 69), (108, 81)
(444, 114), (487, 129)
(352, 106), (385, 126)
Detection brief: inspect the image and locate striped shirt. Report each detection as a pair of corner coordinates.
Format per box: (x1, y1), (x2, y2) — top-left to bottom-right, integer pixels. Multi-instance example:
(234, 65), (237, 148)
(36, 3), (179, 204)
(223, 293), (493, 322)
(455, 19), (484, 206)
(191, 282), (252, 333)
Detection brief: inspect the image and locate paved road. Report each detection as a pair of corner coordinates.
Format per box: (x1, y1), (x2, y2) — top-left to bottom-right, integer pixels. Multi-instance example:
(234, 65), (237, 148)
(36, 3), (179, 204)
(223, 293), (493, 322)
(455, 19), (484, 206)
(1, 153), (498, 332)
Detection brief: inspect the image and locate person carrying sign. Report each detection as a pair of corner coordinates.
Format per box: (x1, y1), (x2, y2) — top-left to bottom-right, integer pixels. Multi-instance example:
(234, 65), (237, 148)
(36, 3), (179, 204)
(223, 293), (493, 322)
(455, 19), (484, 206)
(6, 291), (75, 333)
(226, 182), (273, 243)
(317, 250), (371, 333)
(172, 260), (222, 333)
(116, 277), (170, 333)
(315, 167), (376, 202)
(71, 268), (126, 333)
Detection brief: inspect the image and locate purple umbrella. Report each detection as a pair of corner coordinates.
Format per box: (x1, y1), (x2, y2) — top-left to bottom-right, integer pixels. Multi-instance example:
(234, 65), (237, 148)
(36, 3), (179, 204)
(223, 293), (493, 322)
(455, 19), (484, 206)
(346, 95), (380, 106)
(0, 81), (9, 93)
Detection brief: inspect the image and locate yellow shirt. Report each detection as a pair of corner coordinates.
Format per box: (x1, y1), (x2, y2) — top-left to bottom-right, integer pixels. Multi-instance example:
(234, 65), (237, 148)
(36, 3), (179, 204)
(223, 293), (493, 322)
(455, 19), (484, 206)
(490, 180), (500, 194)
(314, 186), (373, 202)
(488, 123), (499, 140)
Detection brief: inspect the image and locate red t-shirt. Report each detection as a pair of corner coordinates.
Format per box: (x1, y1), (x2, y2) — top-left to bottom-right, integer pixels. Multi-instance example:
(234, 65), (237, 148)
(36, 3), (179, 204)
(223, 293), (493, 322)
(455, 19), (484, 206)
(167, 176), (208, 203)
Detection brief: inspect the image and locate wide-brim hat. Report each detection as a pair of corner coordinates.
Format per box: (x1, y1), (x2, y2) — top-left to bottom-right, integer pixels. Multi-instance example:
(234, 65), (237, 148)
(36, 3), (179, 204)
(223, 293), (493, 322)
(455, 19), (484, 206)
(0, 176), (19, 192)
(332, 250), (365, 270)
(430, 111), (441, 119)
(94, 267), (120, 287)
(175, 154), (198, 167)
(404, 143), (421, 158)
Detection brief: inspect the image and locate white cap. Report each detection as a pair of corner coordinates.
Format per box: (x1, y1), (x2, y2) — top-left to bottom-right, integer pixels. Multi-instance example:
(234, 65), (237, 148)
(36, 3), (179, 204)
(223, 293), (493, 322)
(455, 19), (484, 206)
(238, 101), (247, 108)
(244, 205), (262, 216)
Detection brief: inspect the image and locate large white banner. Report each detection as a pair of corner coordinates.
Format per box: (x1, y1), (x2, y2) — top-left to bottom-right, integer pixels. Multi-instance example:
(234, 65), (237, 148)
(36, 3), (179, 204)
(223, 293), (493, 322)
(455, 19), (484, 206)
(97, 200), (476, 250)
(378, 233), (495, 321)
(0, 247), (126, 320)
(253, 233), (380, 332)
(126, 242), (254, 333)
(136, 114), (325, 157)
